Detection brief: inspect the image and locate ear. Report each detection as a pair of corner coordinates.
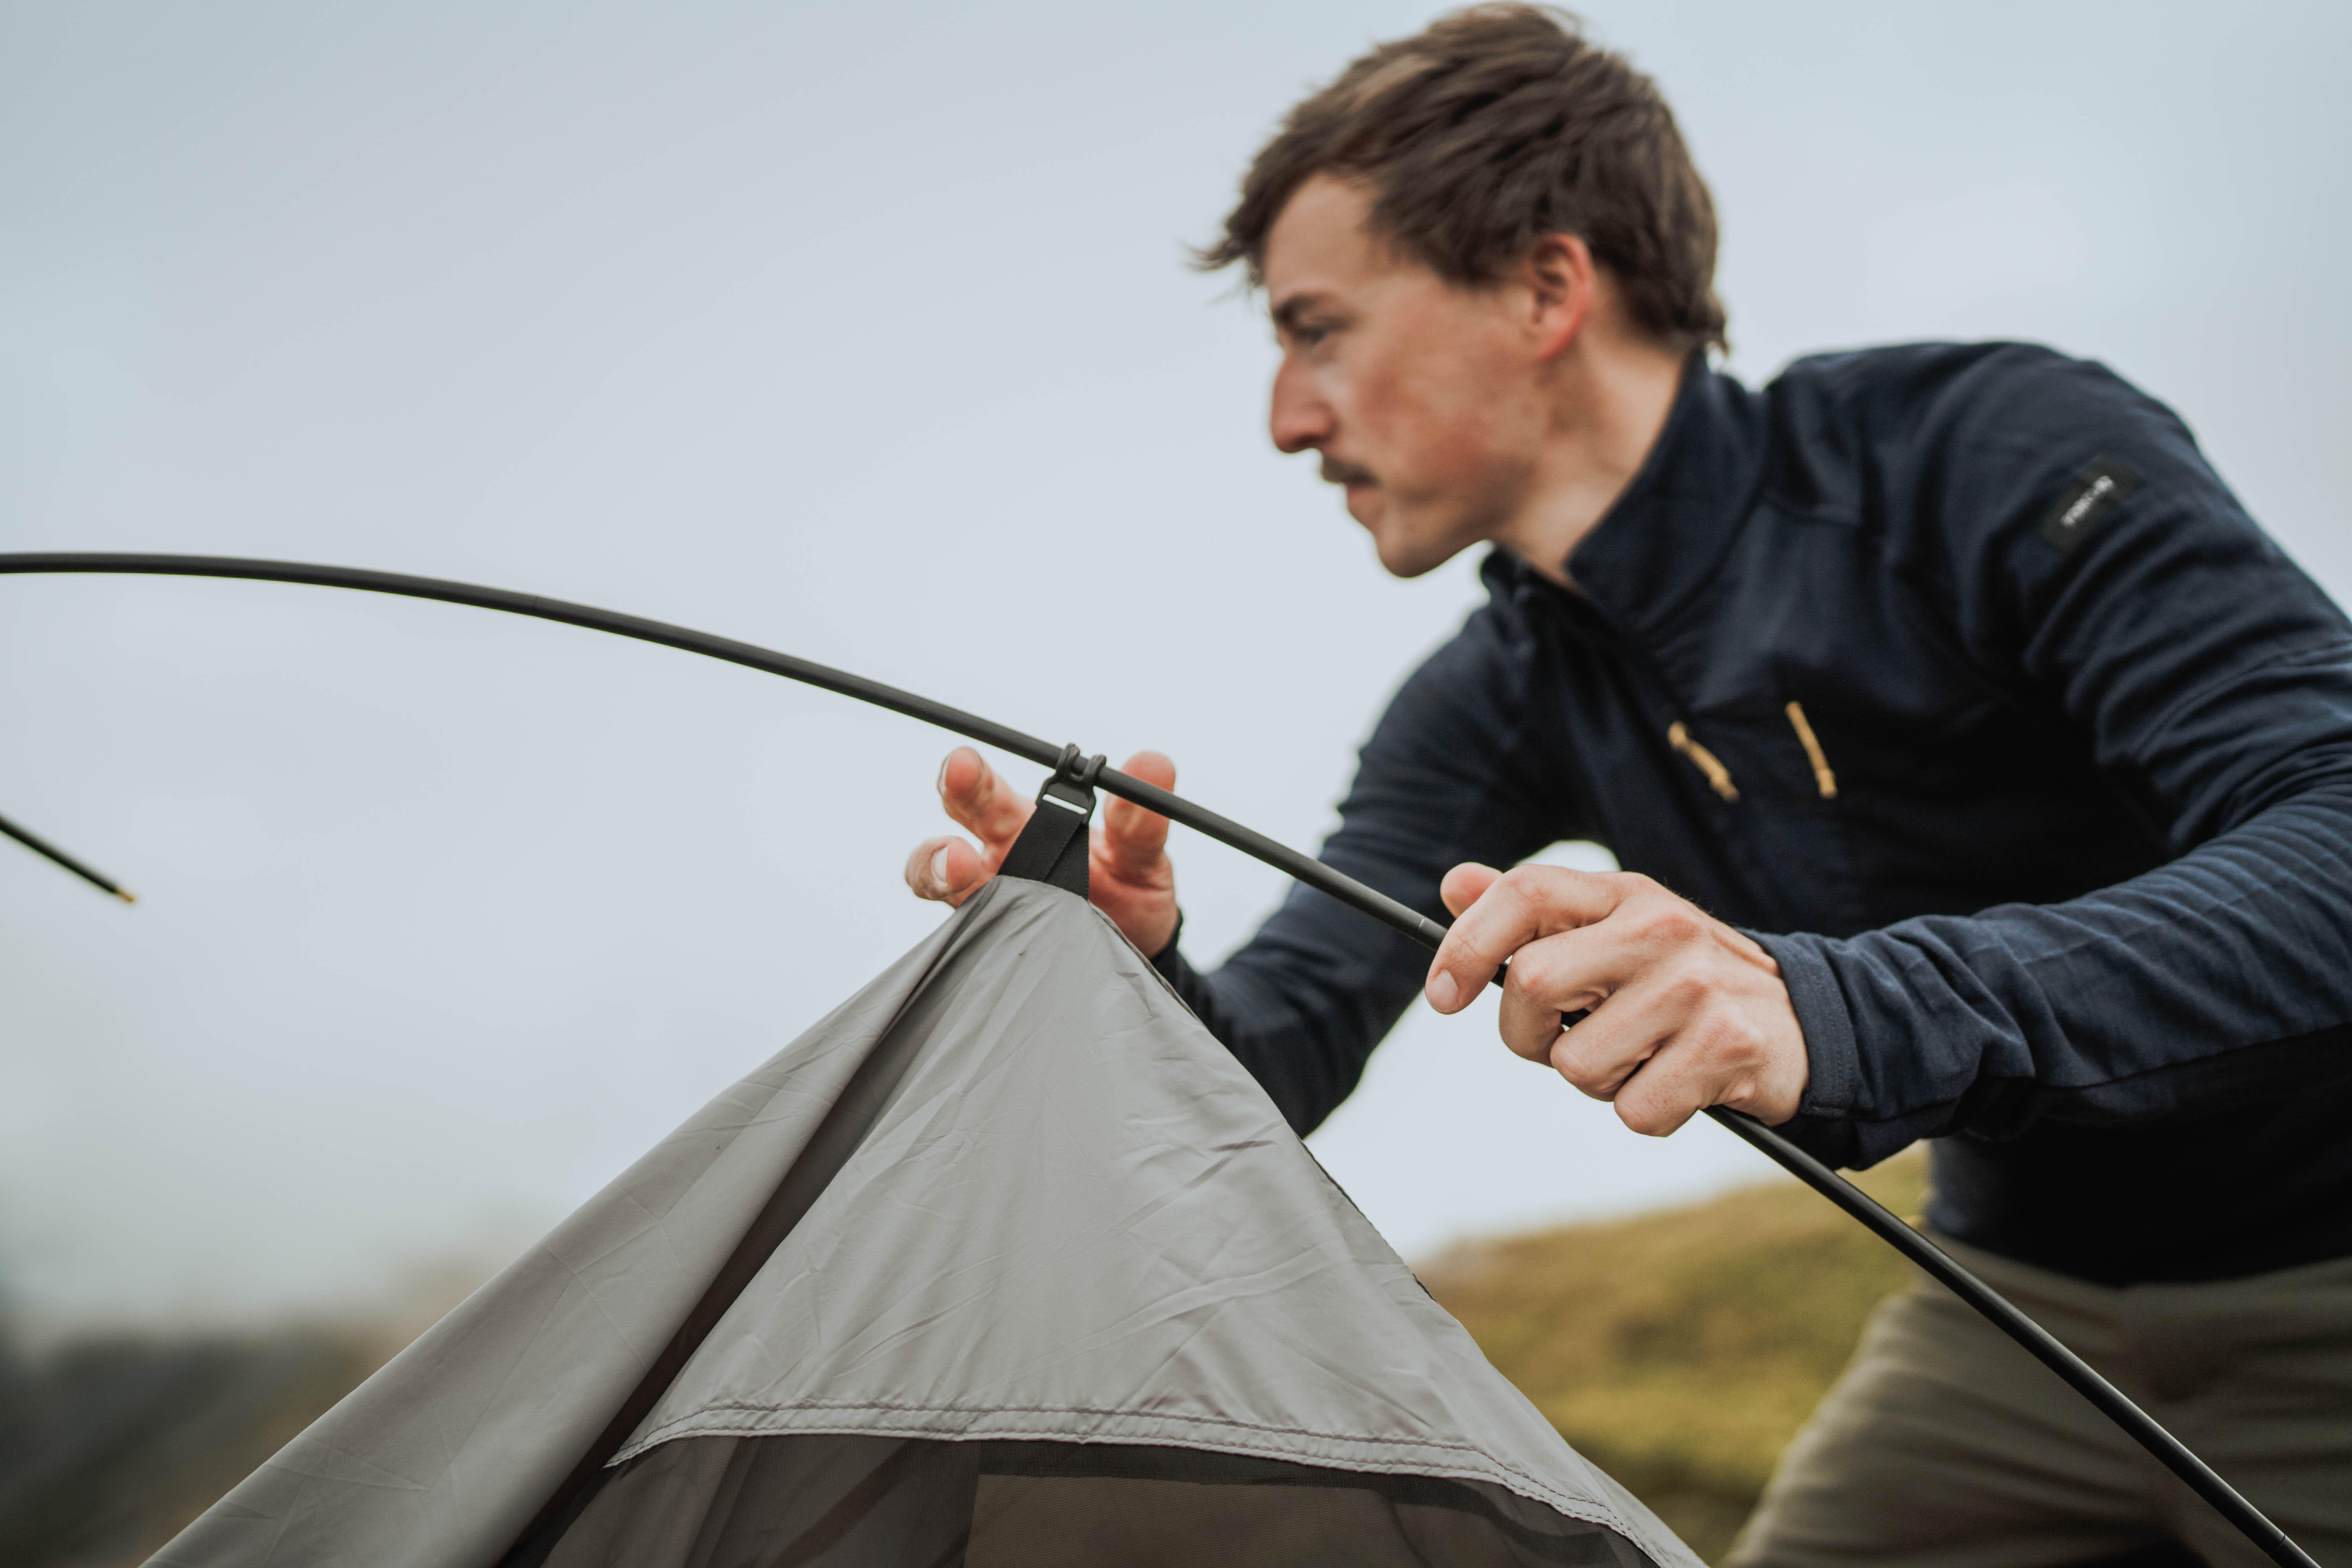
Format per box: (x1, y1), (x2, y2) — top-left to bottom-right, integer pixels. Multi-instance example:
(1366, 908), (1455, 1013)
(1522, 233), (1597, 360)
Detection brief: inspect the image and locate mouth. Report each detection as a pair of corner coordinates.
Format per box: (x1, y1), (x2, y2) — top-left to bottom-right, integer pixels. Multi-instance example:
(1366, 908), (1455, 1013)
(1318, 456), (1376, 490)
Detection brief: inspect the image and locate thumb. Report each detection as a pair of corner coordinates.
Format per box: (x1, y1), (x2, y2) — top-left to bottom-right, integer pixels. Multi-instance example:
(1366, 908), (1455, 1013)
(1440, 861), (1503, 918)
(1100, 750), (1176, 880)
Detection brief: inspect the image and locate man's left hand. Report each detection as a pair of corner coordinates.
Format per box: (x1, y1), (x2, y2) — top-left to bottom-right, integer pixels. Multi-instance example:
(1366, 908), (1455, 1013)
(1423, 863), (1809, 1134)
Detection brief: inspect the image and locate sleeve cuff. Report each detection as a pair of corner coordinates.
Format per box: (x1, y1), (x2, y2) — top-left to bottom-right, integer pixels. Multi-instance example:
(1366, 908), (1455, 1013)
(1146, 911), (1184, 970)
(1150, 940), (1191, 989)
(1147, 913), (1217, 1025)
(1745, 929), (1859, 1118)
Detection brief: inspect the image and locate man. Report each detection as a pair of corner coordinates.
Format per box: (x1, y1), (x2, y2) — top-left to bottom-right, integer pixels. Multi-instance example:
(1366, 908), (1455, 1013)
(905, 8), (2352, 1564)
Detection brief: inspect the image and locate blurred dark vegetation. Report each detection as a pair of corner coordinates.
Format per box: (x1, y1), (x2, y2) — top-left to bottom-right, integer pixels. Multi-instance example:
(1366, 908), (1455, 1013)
(1426, 1148), (1931, 1563)
(0, 1326), (379, 1566)
(0, 1157), (1925, 1566)
(0, 1263), (483, 1568)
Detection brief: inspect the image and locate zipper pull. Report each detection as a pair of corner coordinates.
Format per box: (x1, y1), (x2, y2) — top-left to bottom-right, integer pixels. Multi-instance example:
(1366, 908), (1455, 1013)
(1784, 701), (1839, 799)
(1666, 721), (1740, 802)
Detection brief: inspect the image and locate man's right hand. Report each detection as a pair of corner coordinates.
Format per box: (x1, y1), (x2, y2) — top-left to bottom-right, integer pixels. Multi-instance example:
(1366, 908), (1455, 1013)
(904, 746), (1182, 958)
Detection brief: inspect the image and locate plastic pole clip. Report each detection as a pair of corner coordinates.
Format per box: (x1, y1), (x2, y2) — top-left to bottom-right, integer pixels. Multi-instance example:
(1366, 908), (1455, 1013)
(994, 744), (1105, 898)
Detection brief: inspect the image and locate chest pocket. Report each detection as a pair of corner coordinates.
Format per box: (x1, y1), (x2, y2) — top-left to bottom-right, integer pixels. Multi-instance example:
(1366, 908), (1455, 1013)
(1667, 696), (1869, 937)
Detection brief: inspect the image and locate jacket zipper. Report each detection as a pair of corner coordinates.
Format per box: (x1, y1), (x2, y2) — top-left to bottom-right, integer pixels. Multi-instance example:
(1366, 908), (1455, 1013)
(1666, 722), (1740, 801)
(1784, 701), (1839, 799)
(1534, 573), (1748, 808)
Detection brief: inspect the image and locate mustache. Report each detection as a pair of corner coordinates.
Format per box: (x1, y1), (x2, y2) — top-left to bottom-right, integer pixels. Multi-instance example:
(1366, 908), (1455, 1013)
(1318, 456), (1376, 487)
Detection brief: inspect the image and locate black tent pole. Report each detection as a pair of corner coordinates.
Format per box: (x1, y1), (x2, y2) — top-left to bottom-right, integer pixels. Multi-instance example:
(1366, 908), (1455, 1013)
(0, 808), (135, 901)
(0, 552), (1440, 943)
(0, 552), (2315, 1568)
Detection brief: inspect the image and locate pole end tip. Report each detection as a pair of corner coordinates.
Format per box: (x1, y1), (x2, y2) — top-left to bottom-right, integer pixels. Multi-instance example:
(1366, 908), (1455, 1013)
(115, 889), (137, 906)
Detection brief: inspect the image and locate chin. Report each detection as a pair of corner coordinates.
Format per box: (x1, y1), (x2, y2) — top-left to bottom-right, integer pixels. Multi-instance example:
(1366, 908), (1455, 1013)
(1366, 517), (1466, 580)
(1370, 533), (1458, 580)
(1349, 490), (1469, 579)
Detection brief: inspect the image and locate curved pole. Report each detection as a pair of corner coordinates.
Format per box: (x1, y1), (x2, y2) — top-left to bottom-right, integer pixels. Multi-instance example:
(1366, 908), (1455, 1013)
(0, 551), (2314, 1568)
(0, 808), (135, 901)
(0, 553), (1443, 947)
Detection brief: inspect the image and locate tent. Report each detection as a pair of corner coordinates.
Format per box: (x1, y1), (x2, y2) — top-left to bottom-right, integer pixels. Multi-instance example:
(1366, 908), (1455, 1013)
(149, 875), (1698, 1568)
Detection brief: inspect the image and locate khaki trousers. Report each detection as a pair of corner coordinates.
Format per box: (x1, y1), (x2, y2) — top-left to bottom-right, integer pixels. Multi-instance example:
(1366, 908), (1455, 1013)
(1728, 1236), (2352, 1568)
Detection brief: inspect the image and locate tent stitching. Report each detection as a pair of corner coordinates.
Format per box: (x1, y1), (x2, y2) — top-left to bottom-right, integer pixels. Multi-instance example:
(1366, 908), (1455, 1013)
(606, 1416), (1637, 1541)
(631, 1397), (1577, 1456)
(612, 1403), (1633, 1524)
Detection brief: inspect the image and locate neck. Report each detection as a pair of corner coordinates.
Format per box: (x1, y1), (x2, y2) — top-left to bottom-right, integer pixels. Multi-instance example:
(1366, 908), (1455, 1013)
(1494, 335), (1689, 589)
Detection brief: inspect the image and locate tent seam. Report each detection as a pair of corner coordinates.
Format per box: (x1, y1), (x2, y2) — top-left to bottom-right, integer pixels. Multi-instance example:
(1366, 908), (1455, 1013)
(611, 1403), (1636, 1536)
(616, 1416), (1640, 1545)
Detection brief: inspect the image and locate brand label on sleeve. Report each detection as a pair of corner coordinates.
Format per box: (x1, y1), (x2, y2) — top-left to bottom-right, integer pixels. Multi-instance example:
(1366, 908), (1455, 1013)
(2038, 456), (2143, 554)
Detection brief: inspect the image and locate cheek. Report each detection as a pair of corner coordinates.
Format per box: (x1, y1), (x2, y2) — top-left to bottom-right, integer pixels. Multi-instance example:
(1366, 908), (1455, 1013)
(1368, 377), (1499, 494)
(1358, 325), (1517, 491)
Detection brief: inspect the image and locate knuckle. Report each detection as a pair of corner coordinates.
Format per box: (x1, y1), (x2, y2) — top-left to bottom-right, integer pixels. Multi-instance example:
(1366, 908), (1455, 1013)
(1691, 1003), (1761, 1060)
(1562, 1069), (1615, 1103)
(1555, 1046), (1606, 1094)
(1639, 904), (1703, 947)
(1501, 1021), (1552, 1063)
(1659, 965), (1711, 1014)
(1498, 864), (1556, 908)
(1506, 945), (1561, 997)
(1454, 940), (1503, 981)
(1619, 1099), (1671, 1137)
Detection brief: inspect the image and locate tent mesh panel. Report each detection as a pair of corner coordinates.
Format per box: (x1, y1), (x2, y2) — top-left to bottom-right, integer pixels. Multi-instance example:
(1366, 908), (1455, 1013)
(537, 1434), (1655, 1568)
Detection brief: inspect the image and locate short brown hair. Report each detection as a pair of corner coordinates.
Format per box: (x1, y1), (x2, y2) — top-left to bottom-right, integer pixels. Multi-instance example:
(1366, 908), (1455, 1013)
(1199, 5), (1726, 352)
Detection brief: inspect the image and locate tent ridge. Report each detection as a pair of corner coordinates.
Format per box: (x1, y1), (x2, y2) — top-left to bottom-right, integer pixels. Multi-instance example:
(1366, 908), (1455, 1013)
(608, 1403), (1635, 1537)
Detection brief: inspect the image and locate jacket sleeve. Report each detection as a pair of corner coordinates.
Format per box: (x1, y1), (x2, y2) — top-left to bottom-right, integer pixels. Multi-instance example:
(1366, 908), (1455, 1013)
(1758, 350), (2352, 1169)
(1154, 581), (1579, 1134)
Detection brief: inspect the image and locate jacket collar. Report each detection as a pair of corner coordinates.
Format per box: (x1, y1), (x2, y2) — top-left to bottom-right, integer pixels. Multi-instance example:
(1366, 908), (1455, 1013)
(1494, 354), (1771, 641)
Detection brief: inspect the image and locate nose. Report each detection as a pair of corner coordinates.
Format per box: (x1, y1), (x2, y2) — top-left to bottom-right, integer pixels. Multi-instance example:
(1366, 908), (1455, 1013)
(1269, 354), (1332, 455)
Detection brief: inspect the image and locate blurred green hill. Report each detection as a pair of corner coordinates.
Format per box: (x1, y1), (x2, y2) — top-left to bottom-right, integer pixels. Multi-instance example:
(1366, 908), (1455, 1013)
(0, 1156), (1926, 1565)
(1425, 1147), (1931, 1562)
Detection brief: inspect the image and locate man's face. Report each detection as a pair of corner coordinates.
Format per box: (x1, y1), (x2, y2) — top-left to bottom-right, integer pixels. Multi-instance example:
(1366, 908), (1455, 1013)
(1263, 174), (1550, 578)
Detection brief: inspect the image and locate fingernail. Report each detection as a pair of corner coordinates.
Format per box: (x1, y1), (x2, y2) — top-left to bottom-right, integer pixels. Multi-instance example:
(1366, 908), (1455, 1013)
(1426, 971), (1459, 1011)
(936, 756), (950, 795)
(929, 846), (952, 891)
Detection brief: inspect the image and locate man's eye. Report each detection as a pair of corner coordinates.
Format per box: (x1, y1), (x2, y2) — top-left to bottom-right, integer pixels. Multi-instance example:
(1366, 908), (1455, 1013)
(1296, 323), (1334, 348)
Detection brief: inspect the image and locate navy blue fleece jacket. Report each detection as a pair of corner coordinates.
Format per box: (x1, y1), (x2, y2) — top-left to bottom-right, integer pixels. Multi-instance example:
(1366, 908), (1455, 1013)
(1154, 342), (2352, 1287)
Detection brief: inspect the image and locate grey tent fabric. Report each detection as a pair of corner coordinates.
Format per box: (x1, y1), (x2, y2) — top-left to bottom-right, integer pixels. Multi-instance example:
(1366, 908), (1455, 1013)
(151, 877), (1699, 1568)
(542, 1434), (1655, 1566)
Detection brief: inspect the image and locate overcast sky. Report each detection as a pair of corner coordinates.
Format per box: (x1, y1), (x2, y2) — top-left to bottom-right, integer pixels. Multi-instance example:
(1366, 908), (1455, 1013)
(5, 0), (2348, 1330)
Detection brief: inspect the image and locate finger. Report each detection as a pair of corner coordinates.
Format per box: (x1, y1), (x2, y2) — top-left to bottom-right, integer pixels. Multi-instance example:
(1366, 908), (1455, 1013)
(1546, 969), (1690, 1111)
(1501, 1001), (1573, 1067)
(1424, 864), (1630, 1014)
(1100, 750), (1175, 882)
(938, 746), (1031, 850)
(904, 833), (990, 906)
(1495, 929), (1612, 1062)
(1607, 1042), (1713, 1138)
(1440, 862), (1502, 918)
(1602, 984), (1793, 1136)
(1490, 905), (1669, 1058)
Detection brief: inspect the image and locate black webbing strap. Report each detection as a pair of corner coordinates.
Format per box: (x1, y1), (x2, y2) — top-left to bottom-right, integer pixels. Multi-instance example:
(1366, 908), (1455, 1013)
(995, 744), (1102, 897)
